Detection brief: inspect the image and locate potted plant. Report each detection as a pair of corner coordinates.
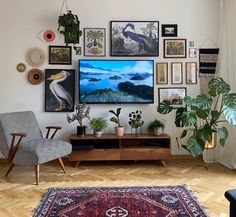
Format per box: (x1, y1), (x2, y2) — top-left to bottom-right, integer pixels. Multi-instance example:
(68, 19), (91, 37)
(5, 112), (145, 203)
(90, 117), (108, 137)
(58, 10), (82, 44)
(109, 108), (124, 136)
(147, 119), (165, 136)
(157, 77), (236, 157)
(66, 104), (90, 136)
(128, 110), (144, 135)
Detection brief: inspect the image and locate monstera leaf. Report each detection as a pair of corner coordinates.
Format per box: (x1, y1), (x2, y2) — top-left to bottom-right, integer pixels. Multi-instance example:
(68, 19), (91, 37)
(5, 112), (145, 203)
(218, 127), (228, 147)
(223, 93), (236, 125)
(183, 135), (204, 157)
(157, 100), (173, 114)
(180, 112), (197, 127)
(208, 77), (231, 96)
(195, 94), (213, 109)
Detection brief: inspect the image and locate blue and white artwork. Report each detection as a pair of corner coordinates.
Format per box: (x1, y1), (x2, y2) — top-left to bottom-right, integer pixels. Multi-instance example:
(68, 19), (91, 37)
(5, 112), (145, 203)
(79, 60), (154, 104)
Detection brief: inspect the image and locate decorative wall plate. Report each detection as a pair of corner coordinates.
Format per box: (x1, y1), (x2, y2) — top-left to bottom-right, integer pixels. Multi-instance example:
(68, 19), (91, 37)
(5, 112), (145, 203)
(38, 29), (61, 43)
(26, 48), (45, 67)
(27, 68), (44, 85)
(16, 63), (26, 72)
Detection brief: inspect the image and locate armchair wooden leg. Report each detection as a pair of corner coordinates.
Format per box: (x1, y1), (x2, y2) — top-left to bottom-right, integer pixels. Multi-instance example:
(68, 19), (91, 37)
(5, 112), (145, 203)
(58, 158), (66, 173)
(5, 163), (15, 177)
(35, 165), (39, 185)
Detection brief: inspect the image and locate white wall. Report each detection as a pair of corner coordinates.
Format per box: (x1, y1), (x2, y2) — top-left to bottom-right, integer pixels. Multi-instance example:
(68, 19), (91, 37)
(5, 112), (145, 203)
(0, 0), (220, 158)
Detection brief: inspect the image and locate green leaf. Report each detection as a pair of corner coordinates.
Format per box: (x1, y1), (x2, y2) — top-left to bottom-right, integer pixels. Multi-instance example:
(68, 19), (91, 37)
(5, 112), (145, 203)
(110, 117), (118, 124)
(109, 110), (116, 116)
(175, 108), (186, 127)
(218, 127), (228, 147)
(180, 112), (197, 127)
(184, 135), (204, 157)
(195, 94), (213, 109)
(208, 77), (231, 95)
(223, 94), (236, 125)
(195, 109), (209, 119)
(211, 110), (220, 120)
(184, 96), (197, 110)
(180, 130), (187, 139)
(157, 100), (173, 114)
(196, 126), (212, 142)
(116, 108), (121, 117)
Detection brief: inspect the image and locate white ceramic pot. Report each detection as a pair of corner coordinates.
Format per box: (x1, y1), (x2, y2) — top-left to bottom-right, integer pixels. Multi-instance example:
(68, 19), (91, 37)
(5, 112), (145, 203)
(95, 131), (103, 137)
(154, 128), (163, 136)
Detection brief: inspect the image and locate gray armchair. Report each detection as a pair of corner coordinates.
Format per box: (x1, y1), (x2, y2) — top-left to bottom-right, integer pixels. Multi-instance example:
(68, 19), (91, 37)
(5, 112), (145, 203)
(0, 111), (72, 185)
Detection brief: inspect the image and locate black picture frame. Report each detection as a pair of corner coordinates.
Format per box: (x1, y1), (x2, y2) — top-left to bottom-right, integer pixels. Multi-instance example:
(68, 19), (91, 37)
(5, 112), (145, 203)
(84, 28), (106, 56)
(162, 24), (178, 37)
(49, 46), (72, 65)
(45, 69), (75, 112)
(110, 21), (159, 57)
(158, 87), (187, 109)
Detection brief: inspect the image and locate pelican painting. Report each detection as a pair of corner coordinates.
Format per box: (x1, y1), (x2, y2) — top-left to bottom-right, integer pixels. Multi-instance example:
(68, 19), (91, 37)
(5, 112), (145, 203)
(111, 21), (159, 57)
(45, 69), (75, 112)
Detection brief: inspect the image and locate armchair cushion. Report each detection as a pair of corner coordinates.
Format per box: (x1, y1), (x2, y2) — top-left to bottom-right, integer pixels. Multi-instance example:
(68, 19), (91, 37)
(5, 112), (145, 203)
(13, 139), (72, 166)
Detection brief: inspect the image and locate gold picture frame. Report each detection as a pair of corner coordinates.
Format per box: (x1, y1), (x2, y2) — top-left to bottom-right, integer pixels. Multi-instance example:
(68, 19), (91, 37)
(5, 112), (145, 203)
(156, 62), (168, 84)
(171, 62), (183, 84)
(186, 62), (197, 84)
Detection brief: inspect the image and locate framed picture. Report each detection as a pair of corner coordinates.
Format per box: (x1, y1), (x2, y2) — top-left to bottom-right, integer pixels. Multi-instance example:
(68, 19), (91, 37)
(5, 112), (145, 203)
(162, 24), (177, 37)
(49, 46), (72, 65)
(110, 21), (159, 56)
(189, 48), (197, 58)
(45, 69), (75, 112)
(186, 62), (197, 84)
(158, 87), (187, 108)
(156, 62), (168, 84)
(164, 39), (187, 58)
(84, 28), (106, 56)
(171, 62), (183, 84)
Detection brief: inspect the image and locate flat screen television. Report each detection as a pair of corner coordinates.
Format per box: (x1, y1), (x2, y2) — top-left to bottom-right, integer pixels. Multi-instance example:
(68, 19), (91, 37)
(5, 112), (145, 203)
(79, 60), (154, 104)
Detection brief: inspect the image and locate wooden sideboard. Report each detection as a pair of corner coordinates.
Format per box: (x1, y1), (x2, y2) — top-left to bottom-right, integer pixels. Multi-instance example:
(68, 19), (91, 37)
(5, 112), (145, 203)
(68, 134), (171, 167)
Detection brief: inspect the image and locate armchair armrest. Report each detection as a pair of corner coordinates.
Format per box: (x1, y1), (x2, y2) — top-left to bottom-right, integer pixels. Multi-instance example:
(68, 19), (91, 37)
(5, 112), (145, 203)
(45, 126), (62, 139)
(225, 189), (236, 217)
(8, 132), (27, 162)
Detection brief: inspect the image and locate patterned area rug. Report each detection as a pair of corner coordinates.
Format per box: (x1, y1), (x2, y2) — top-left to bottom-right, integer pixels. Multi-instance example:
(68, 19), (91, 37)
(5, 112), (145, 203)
(33, 185), (209, 217)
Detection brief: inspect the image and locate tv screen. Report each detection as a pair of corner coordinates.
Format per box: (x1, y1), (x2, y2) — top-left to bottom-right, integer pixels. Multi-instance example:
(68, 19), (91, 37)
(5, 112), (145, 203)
(79, 60), (154, 104)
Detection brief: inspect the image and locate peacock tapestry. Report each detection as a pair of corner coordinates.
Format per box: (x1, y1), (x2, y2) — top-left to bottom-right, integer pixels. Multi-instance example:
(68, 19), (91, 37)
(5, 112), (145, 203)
(45, 69), (75, 112)
(110, 21), (159, 57)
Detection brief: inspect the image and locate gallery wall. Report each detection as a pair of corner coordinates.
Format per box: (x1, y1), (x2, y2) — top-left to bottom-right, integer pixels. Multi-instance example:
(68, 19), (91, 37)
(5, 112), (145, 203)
(0, 0), (221, 158)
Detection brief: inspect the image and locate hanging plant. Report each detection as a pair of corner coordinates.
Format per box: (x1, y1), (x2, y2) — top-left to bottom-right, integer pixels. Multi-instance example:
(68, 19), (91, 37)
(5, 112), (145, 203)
(58, 1), (82, 45)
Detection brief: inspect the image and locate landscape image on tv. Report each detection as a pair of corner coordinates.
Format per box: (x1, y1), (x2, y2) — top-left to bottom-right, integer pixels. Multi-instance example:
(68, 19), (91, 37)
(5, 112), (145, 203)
(79, 60), (154, 103)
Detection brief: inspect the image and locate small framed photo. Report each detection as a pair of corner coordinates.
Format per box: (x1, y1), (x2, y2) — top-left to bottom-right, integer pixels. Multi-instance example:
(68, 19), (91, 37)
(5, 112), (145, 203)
(45, 69), (75, 112)
(156, 62), (168, 84)
(162, 24), (177, 37)
(171, 62), (183, 84)
(110, 21), (159, 57)
(186, 62), (197, 84)
(158, 87), (187, 108)
(49, 46), (72, 65)
(189, 48), (197, 58)
(164, 39), (187, 58)
(84, 28), (106, 56)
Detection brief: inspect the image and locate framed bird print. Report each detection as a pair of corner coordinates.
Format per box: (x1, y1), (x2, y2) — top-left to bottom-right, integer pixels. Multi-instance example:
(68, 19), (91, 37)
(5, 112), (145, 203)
(45, 69), (75, 112)
(84, 28), (106, 56)
(110, 21), (159, 56)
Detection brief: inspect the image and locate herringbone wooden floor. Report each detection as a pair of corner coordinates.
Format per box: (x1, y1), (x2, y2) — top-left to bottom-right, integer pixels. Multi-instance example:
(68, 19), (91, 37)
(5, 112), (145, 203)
(0, 159), (234, 217)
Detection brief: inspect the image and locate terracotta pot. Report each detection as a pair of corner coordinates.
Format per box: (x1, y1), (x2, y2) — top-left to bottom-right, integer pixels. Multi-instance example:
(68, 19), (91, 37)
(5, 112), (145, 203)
(115, 126), (124, 136)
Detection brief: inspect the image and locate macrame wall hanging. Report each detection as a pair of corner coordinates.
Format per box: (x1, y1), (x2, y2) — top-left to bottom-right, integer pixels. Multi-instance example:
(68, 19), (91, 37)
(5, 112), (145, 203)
(198, 37), (219, 94)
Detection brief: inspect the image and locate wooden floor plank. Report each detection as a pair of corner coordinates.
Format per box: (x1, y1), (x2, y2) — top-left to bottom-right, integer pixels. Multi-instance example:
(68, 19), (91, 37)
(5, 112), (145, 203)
(0, 159), (234, 216)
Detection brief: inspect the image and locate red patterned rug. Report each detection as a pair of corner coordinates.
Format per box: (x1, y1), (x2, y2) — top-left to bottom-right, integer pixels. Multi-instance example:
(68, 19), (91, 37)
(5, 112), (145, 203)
(33, 185), (209, 217)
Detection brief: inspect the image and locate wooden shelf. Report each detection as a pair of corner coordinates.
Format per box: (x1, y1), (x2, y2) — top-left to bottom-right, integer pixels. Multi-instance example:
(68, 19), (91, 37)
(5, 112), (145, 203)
(68, 134), (171, 166)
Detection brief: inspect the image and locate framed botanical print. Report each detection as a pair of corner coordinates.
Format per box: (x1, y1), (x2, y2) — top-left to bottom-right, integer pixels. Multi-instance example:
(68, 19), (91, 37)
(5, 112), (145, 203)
(156, 62), (168, 84)
(164, 39), (187, 58)
(110, 21), (159, 56)
(84, 28), (106, 56)
(171, 62), (183, 84)
(186, 62), (197, 84)
(45, 69), (75, 112)
(162, 24), (177, 37)
(158, 87), (187, 108)
(49, 46), (72, 65)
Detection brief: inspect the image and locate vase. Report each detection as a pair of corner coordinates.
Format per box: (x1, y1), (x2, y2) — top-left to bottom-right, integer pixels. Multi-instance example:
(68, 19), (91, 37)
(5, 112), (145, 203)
(154, 128), (163, 136)
(204, 131), (217, 149)
(95, 131), (102, 137)
(77, 126), (86, 137)
(115, 126), (124, 137)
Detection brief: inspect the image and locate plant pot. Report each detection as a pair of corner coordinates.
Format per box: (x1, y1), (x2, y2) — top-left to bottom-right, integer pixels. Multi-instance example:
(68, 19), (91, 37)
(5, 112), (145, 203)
(154, 128), (163, 136)
(95, 131), (102, 137)
(77, 126), (86, 137)
(115, 126), (124, 137)
(204, 131), (217, 149)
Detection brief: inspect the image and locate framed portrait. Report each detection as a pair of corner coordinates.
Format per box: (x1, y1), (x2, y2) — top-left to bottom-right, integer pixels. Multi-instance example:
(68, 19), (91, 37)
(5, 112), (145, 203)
(84, 28), (106, 56)
(110, 21), (159, 56)
(171, 62), (183, 84)
(45, 69), (75, 112)
(186, 62), (197, 84)
(189, 48), (197, 58)
(158, 87), (187, 108)
(164, 39), (187, 58)
(162, 24), (177, 37)
(156, 62), (168, 84)
(49, 46), (72, 65)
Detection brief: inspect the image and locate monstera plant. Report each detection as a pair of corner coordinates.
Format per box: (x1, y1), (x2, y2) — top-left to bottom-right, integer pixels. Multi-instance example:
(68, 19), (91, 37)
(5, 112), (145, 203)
(157, 77), (236, 157)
